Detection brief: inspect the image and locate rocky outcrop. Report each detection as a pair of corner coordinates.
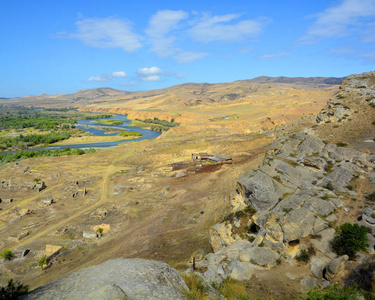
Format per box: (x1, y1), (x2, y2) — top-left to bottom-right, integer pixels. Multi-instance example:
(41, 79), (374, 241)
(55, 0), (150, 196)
(197, 72), (375, 286)
(21, 258), (188, 300)
(316, 71), (375, 123)
(202, 129), (374, 283)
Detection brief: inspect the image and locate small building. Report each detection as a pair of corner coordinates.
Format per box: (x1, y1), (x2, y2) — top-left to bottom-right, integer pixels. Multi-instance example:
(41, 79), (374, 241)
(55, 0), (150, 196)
(192, 153), (209, 160)
(192, 153), (232, 164)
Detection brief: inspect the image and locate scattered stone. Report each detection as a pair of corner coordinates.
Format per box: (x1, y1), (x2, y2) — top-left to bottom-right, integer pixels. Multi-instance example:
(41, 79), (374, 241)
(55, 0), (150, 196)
(362, 207), (375, 225)
(301, 276), (318, 289)
(42, 199), (53, 206)
(33, 181), (46, 192)
(285, 272), (296, 280)
(17, 231), (29, 240)
(83, 231), (97, 239)
(175, 171), (187, 178)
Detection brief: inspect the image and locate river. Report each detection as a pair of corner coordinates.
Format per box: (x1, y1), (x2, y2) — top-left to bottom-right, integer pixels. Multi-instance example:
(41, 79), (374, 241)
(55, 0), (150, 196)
(5, 114), (162, 153)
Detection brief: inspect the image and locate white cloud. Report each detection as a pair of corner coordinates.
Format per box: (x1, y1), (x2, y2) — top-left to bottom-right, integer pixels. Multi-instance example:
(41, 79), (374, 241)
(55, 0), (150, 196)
(301, 0), (375, 43)
(137, 67), (163, 81)
(147, 10), (188, 37)
(88, 71), (127, 82)
(258, 52), (291, 60)
(146, 10), (188, 58)
(112, 71), (127, 78)
(136, 66), (184, 81)
(137, 67), (162, 76)
(188, 13), (264, 43)
(174, 51), (209, 63)
(69, 17), (143, 52)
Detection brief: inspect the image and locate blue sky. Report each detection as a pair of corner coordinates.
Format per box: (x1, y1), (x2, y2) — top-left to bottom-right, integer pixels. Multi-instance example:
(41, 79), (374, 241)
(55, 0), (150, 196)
(1, 0), (375, 98)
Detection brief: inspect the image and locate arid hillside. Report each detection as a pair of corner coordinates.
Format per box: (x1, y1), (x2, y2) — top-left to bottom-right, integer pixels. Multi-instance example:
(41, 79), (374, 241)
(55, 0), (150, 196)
(0, 76), (345, 295)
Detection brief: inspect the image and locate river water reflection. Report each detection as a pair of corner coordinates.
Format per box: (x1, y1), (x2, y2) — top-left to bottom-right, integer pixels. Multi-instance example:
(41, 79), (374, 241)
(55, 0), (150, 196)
(45, 114), (162, 150)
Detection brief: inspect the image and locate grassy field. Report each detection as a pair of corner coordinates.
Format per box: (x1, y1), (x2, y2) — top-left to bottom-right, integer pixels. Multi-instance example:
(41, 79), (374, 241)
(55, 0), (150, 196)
(90, 119), (125, 125)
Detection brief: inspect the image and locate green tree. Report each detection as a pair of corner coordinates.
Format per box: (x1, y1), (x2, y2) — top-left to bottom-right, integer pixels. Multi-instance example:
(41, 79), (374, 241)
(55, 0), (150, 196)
(0, 279), (29, 300)
(331, 223), (369, 259)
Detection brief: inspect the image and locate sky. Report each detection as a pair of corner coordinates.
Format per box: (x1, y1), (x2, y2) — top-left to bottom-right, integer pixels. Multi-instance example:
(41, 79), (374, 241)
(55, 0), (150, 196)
(1, 0), (375, 98)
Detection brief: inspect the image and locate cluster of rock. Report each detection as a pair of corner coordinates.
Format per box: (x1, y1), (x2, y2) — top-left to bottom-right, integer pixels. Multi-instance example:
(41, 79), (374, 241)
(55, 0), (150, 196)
(192, 73), (375, 287)
(316, 71), (375, 123)
(194, 131), (374, 284)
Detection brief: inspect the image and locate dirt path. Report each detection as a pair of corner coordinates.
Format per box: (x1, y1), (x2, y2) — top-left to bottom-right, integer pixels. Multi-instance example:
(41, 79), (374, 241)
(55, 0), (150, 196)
(14, 163), (121, 249)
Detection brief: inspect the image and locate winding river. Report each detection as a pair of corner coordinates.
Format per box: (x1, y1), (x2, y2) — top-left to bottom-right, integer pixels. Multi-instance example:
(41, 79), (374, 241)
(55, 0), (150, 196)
(38, 114), (161, 151)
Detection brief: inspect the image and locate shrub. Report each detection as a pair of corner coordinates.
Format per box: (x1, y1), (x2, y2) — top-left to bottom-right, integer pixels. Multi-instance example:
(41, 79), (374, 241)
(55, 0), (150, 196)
(38, 256), (47, 268)
(299, 284), (364, 300)
(96, 227), (104, 236)
(218, 277), (250, 300)
(0, 279), (29, 300)
(330, 223), (369, 259)
(324, 182), (334, 191)
(181, 273), (207, 300)
(296, 246), (315, 263)
(365, 192), (375, 202)
(336, 142), (348, 147)
(0, 249), (15, 260)
(344, 260), (375, 292)
(243, 205), (256, 214)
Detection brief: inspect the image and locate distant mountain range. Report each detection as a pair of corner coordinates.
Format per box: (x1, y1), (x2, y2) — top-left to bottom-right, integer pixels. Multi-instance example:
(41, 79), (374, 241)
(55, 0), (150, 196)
(246, 76), (345, 85)
(0, 76), (345, 108)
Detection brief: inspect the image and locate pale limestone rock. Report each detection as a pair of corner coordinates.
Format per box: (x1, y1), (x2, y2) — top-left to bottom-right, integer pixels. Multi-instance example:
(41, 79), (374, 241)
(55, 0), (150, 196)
(209, 222), (236, 252)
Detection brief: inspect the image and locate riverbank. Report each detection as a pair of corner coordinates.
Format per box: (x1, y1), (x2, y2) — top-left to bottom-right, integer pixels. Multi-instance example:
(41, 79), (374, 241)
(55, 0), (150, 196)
(52, 134), (140, 146)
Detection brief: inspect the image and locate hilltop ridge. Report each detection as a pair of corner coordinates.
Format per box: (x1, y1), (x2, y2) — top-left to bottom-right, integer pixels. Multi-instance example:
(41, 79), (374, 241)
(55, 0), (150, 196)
(0, 76), (343, 109)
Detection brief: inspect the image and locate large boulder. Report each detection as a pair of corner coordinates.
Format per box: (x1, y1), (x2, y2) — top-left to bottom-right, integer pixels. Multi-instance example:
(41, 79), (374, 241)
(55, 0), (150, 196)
(21, 258), (188, 300)
(239, 246), (280, 268)
(236, 170), (293, 211)
(324, 255), (349, 281)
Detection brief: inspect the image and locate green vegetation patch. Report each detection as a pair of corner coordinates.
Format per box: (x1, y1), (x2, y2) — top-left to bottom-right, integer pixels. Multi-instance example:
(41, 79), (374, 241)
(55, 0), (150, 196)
(133, 117), (179, 132)
(299, 284), (365, 300)
(0, 147), (95, 165)
(0, 106), (76, 131)
(0, 131), (71, 150)
(119, 130), (142, 137)
(330, 223), (369, 259)
(84, 114), (112, 120)
(296, 245), (315, 264)
(0, 279), (29, 300)
(0, 249), (15, 260)
(91, 119), (125, 125)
